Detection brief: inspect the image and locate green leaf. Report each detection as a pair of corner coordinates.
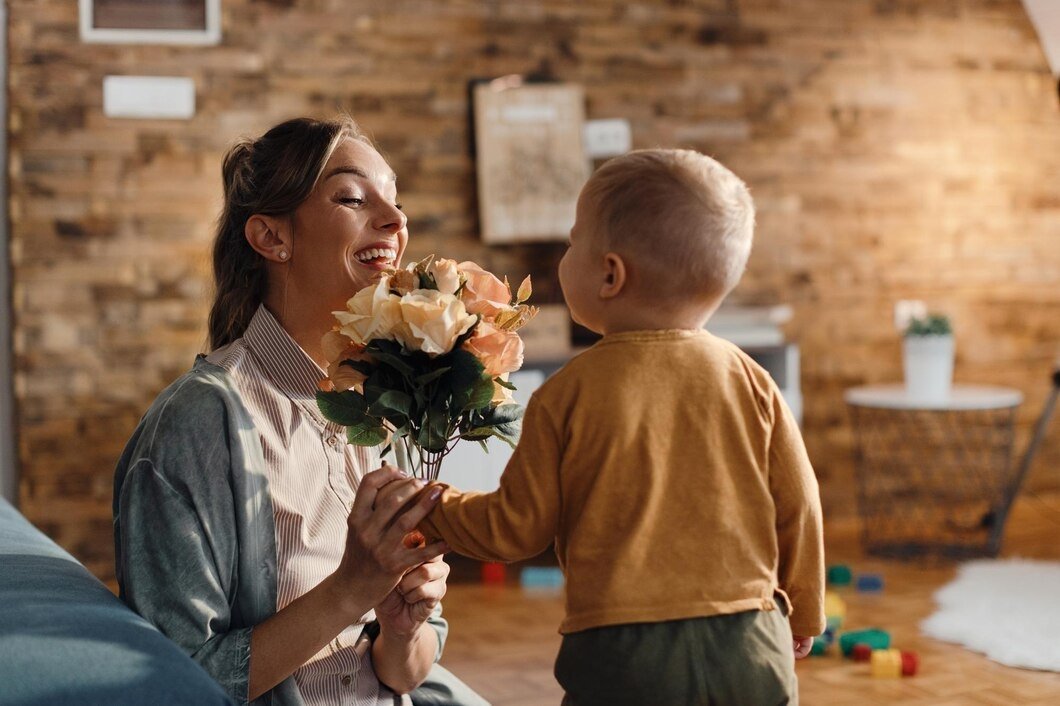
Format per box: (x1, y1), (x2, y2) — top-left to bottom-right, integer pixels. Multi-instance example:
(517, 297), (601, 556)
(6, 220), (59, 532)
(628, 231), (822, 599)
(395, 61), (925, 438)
(418, 271), (438, 290)
(480, 402), (524, 426)
(481, 403), (524, 446)
(415, 366), (452, 385)
(347, 423), (388, 446)
(494, 376), (517, 391)
(461, 427), (495, 441)
(446, 348), (486, 391)
(477, 439), (489, 454)
(367, 389), (413, 419)
(464, 375), (495, 412)
(367, 349), (415, 376)
(316, 390), (369, 427)
(416, 410), (451, 452)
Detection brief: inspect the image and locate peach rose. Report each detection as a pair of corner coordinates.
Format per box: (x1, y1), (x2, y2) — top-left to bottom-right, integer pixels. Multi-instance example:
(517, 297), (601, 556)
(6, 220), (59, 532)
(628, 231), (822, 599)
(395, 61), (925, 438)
(329, 361), (368, 393)
(321, 334), (373, 393)
(458, 261), (511, 318)
(428, 258), (462, 296)
(333, 276), (405, 345)
(399, 289), (477, 356)
(464, 321), (524, 377)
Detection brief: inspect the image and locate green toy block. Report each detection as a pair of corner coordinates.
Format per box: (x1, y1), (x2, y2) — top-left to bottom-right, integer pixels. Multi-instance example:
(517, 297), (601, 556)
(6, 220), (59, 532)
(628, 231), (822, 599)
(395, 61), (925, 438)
(810, 637), (830, 656)
(827, 615), (843, 631)
(827, 564), (853, 586)
(839, 628), (891, 656)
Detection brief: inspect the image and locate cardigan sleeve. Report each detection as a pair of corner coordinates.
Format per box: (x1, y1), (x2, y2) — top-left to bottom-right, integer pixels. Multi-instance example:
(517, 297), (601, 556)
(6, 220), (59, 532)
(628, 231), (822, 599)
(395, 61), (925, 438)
(115, 457), (253, 703)
(418, 394), (563, 562)
(767, 388), (826, 637)
(114, 373), (257, 704)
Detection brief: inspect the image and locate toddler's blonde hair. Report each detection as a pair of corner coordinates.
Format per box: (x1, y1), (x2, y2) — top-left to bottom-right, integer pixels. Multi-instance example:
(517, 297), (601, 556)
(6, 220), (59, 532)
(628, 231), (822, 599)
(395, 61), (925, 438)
(582, 148), (754, 304)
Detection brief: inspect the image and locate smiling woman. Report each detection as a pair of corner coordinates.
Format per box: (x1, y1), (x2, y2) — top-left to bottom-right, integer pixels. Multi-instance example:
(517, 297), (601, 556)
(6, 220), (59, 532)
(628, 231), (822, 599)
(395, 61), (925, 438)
(113, 117), (486, 706)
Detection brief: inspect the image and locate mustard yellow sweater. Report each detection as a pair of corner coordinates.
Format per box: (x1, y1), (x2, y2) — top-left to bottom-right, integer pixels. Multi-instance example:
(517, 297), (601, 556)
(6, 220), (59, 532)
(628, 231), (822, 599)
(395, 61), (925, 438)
(420, 329), (826, 637)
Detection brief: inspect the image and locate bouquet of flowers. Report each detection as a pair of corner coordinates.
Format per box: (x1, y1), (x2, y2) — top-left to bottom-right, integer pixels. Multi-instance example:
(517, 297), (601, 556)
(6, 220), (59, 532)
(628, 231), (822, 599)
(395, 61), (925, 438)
(316, 256), (538, 481)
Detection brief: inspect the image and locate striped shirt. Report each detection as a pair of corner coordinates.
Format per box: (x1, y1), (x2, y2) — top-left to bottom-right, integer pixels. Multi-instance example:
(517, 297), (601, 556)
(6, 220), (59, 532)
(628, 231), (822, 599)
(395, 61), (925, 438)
(208, 305), (407, 706)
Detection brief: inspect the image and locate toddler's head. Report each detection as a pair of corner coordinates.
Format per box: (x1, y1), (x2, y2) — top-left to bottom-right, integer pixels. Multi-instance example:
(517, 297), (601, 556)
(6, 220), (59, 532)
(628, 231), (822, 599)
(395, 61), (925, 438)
(560, 149), (754, 332)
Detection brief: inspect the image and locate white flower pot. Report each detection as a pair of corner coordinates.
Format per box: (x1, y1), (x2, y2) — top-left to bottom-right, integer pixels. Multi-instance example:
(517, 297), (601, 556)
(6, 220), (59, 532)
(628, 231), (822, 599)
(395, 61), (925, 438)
(903, 334), (955, 401)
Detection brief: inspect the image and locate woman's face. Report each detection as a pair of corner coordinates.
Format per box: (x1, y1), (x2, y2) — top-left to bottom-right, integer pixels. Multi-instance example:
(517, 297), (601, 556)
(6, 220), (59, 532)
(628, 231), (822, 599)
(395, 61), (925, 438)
(289, 138), (408, 311)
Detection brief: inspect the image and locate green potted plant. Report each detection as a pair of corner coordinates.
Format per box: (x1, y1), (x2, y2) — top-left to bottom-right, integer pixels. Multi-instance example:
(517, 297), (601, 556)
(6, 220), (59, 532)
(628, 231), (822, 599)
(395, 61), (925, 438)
(903, 314), (954, 400)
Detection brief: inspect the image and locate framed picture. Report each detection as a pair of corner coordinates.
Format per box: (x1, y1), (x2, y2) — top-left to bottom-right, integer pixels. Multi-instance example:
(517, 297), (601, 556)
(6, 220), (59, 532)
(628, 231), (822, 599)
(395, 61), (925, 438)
(79, 0), (221, 45)
(473, 80), (589, 243)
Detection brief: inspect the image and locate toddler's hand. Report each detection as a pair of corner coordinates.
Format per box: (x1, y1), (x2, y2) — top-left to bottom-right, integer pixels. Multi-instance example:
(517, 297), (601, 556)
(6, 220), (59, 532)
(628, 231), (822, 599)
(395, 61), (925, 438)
(792, 635), (813, 660)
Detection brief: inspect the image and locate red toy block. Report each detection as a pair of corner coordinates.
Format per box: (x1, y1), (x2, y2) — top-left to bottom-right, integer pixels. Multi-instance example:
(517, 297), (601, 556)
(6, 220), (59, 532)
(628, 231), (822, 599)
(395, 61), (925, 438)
(852, 643), (873, 662)
(901, 651), (919, 676)
(481, 562), (506, 584)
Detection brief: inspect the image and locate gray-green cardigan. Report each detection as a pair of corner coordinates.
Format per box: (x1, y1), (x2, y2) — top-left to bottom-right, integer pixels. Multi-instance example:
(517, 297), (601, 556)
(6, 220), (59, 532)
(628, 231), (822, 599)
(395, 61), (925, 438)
(113, 357), (485, 706)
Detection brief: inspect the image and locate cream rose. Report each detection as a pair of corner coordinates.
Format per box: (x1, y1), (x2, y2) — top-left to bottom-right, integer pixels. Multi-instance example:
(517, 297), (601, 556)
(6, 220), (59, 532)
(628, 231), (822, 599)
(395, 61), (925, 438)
(458, 261), (511, 318)
(333, 276), (405, 345)
(428, 258), (462, 296)
(399, 289), (477, 356)
(463, 321), (524, 377)
(492, 374), (515, 405)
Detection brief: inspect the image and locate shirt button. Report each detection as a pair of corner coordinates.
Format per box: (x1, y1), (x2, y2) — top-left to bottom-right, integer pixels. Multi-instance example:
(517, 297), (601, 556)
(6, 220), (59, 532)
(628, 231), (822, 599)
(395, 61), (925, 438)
(341, 675), (352, 686)
(327, 434), (339, 446)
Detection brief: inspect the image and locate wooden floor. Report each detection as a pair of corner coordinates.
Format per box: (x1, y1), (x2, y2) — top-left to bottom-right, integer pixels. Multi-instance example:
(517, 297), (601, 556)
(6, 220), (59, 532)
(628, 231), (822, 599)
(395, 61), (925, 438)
(436, 496), (1060, 705)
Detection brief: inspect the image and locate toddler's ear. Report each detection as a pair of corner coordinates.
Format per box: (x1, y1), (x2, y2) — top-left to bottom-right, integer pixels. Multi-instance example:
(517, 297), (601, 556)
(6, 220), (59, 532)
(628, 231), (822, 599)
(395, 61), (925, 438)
(599, 252), (627, 299)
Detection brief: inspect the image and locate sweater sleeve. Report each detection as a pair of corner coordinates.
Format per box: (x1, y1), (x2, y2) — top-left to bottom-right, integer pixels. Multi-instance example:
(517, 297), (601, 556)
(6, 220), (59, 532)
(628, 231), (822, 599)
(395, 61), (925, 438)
(767, 389), (827, 637)
(419, 394), (563, 562)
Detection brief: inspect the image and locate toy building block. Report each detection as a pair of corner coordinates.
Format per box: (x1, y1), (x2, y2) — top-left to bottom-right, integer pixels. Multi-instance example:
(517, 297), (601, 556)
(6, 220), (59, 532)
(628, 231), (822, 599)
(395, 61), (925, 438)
(871, 649), (902, 678)
(520, 566), (564, 590)
(481, 562), (506, 585)
(839, 628), (891, 656)
(901, 651), (919, 676)
(856, 573), (884, 592)
(825, 591), (847, 620)
(851, 643), (873, 662)
(827, 564), (853, 586)
(810, 636), (830, 656)
(827, 615), (844, 632)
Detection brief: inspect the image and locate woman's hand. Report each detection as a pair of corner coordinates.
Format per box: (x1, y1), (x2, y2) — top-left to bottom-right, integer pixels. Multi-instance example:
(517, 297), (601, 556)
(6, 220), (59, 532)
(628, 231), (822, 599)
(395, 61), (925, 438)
(331, 465), (447, 622)
(375, 553), (451, 638)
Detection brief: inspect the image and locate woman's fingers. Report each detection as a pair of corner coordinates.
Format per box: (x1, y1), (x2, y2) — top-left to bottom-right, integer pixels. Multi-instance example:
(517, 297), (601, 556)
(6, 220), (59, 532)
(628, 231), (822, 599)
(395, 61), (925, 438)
(397, 558), (449, 594)
(383, 483), (445, 548)
(350, 465), (406, 525)
(398, 561), (450, 604)
(408, 597), (439, 624)
(364, 477), (427, 537)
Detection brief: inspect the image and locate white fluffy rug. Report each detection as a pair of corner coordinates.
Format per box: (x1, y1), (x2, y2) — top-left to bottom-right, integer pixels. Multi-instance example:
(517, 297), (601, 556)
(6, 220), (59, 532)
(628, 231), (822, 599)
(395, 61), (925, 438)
(921, 559), (1060, 671)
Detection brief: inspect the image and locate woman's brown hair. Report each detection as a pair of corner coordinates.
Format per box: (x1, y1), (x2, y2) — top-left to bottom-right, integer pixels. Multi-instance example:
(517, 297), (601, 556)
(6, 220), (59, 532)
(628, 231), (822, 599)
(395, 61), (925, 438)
(208, 116), (371, 350)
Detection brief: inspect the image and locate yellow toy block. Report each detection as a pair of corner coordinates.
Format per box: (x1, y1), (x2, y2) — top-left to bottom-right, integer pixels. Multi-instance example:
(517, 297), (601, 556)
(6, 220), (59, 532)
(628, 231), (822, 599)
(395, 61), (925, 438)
(871, 648), (902, 678)
(824, 590), (847, 621)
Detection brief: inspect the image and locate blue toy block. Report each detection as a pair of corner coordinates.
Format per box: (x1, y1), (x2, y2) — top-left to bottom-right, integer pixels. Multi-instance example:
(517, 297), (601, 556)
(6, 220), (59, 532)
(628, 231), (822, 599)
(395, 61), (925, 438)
(520, 566), (564, 590)
(856, 573), (884, 592)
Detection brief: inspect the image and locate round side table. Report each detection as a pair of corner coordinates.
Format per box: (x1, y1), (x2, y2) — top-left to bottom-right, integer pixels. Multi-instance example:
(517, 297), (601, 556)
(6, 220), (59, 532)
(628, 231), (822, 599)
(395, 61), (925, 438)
(845, 384), (1023, 560)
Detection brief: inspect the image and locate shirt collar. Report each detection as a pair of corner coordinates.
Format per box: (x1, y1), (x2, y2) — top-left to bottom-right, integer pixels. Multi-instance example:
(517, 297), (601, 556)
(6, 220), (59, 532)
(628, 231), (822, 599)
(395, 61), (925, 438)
(243, 304), (327, 405)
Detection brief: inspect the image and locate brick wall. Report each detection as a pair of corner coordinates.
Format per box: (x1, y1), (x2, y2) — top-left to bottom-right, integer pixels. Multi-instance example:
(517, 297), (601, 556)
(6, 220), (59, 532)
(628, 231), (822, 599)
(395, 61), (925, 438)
(8, 0), (1060, 580)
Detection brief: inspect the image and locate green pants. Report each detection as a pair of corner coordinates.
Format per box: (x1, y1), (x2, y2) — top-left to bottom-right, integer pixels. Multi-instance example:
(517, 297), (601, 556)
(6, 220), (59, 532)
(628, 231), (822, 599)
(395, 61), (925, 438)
(555, 605), (797, 706)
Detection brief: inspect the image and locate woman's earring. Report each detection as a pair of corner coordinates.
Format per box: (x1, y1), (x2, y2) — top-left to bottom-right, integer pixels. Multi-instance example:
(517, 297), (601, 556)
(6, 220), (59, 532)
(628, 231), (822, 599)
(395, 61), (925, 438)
(279, 250), (288, 261)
